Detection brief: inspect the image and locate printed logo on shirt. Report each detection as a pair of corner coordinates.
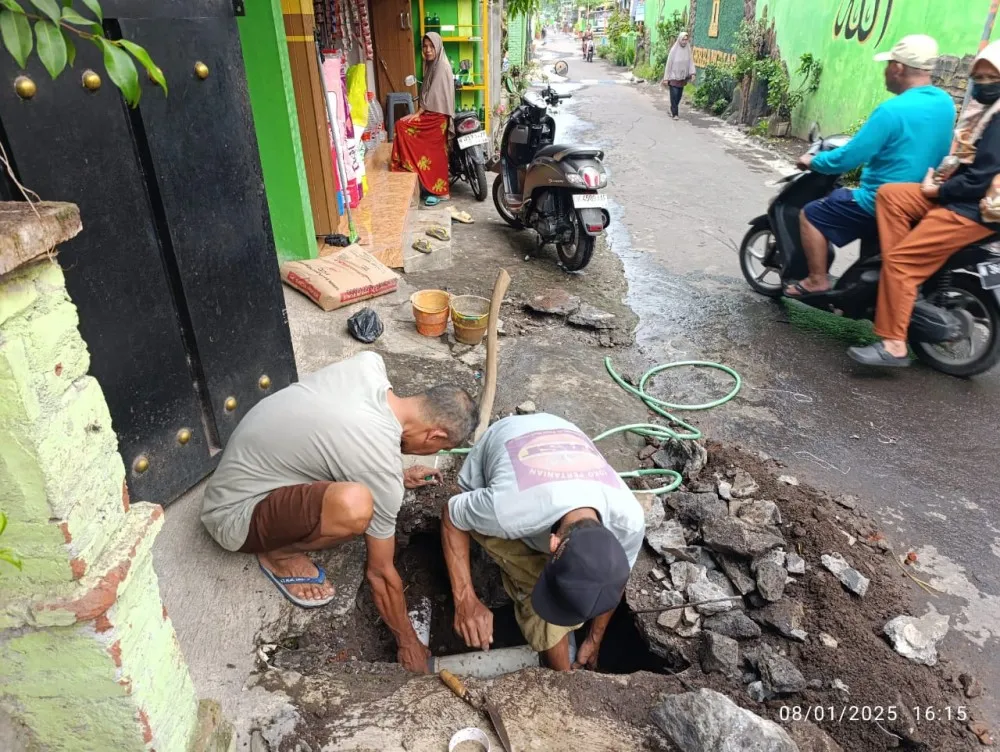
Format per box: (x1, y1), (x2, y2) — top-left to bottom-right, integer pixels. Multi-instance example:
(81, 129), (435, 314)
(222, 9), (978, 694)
(504, 429), (619, 491)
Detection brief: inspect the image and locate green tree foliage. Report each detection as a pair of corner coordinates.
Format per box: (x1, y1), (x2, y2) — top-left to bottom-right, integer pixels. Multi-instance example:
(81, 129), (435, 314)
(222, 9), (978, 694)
(0, 0), (164, 107)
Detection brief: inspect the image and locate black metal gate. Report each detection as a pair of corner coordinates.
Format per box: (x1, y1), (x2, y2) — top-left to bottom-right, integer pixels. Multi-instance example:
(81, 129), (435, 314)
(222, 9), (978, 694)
(0, 0), (297, 505)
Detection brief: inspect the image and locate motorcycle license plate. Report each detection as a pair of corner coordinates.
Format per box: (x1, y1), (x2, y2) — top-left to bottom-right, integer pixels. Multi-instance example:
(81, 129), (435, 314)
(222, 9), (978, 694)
(978, 260), (1000, 290)
(572, 193), (609, 209)
(457, 131), (488, 149)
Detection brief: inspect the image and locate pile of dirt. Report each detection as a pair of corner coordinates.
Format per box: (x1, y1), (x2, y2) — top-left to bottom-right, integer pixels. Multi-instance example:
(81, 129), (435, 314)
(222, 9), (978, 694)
(627, 440), (986, 751)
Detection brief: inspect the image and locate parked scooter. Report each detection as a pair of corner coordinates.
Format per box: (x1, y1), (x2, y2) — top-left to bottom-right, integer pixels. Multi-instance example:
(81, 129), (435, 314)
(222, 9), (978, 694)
(739, 125), (1000, 377)
(404, 75), (488, 201)
(492, 86), (611, 271)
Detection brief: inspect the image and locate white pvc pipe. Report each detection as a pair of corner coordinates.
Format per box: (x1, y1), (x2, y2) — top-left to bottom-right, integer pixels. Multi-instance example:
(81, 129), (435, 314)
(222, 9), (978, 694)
(432, 645), (540, 679)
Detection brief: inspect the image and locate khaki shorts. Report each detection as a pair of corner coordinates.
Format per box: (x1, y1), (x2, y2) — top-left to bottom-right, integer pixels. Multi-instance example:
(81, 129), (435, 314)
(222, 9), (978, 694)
(469, 532), (582, 652)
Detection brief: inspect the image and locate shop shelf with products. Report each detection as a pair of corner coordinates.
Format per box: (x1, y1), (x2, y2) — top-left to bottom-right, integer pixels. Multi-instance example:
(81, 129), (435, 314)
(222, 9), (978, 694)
(415, 0), (491, 136)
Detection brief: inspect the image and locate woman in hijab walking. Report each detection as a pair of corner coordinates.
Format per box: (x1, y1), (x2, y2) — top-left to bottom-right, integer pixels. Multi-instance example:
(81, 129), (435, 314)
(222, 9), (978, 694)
(848, 41), (1000, 368)
(392, 32), (455, 205)
(661, 32), (696, 120)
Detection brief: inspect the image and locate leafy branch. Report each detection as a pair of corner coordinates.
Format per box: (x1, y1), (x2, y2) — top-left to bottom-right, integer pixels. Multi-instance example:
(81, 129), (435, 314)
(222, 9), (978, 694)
(0, 511), (23, 573)
(0, 0), (165, 107)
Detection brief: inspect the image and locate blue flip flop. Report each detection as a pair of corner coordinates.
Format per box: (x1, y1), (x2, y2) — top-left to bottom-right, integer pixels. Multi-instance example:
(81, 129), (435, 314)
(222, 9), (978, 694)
(258, 559), (336, 609)
(424, 196), (441, 206)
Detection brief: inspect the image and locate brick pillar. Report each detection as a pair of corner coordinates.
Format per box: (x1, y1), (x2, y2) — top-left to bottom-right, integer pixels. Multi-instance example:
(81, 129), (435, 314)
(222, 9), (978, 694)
(0, 203), (231, 752)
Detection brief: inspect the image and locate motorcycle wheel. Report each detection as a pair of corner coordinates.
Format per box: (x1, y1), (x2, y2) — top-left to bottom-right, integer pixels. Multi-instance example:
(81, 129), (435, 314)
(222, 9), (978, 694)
(492, 175), (524, 229)
(469, 159), (488, 201)
(913, 274), (1000, 377)
(557, 213), (596, 272)
(739, 223), (783, 297)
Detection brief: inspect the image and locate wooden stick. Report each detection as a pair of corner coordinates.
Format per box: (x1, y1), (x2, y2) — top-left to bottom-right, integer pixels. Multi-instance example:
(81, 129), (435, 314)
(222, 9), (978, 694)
(474, 269), (511, 442)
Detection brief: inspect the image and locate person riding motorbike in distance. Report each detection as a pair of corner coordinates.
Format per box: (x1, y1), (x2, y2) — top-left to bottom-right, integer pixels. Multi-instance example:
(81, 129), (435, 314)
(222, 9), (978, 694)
(848, 41), (1000, 367)
(786, 35), (955, 297)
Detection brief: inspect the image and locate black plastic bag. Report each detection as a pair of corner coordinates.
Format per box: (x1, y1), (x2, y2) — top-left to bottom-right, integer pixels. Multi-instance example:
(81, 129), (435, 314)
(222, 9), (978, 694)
(347, 307), (384, 343)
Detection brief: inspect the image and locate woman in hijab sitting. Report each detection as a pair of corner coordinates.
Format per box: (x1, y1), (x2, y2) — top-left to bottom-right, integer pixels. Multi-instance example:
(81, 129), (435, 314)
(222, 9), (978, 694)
(391, 32), (455, 206)
(661, 32), (696, 120)
(848, 41), (1000, 368)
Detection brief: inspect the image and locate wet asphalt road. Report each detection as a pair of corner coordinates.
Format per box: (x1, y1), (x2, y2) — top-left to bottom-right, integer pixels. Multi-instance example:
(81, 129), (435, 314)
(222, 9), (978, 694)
(534, 35), (1000, 718)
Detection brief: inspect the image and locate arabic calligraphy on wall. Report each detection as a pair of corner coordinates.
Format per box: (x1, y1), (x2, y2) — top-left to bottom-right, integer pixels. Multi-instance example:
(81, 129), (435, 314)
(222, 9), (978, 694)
(693, 46), (737, 67)
(833, 0), (893, 47)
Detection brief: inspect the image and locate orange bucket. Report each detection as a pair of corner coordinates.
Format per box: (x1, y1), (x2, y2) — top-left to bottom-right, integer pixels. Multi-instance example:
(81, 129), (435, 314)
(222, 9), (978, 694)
(411, 289), (451, 337)
(450, 295), (491, 345)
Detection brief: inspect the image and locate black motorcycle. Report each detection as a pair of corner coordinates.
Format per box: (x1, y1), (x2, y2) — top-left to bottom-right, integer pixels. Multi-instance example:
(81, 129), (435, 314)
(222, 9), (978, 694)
(740, 127), (1000, 377)
(492, 86), (610, 271)
(451, 108), (488, 201)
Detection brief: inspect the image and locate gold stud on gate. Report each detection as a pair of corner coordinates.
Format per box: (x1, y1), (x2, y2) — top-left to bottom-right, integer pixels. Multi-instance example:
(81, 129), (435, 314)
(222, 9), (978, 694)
(82, 70), (101, 92)
(224, 396), (238, 412)
(14, 76), (36, 100)
(258, 375), (272, 390)
(194, 62), (210, 80)
(176, 428), (192, 445)
(133, 455), (150, 474)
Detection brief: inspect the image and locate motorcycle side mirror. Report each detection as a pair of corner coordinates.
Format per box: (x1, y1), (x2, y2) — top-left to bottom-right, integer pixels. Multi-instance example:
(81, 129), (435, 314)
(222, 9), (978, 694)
(808, 122), (821, 143)
(404, 75), (417, 87)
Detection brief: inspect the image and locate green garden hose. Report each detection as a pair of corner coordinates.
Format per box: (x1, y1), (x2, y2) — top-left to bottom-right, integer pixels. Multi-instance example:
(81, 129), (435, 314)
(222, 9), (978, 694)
(441, 357), (742, 495)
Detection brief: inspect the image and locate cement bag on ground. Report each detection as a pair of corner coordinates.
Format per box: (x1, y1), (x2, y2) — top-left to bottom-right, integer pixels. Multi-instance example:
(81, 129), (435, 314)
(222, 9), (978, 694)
(280, 246), (398, 312)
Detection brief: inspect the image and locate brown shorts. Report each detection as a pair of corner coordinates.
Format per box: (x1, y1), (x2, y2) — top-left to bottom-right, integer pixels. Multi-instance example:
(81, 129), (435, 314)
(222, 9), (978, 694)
(238, 481), (331, 554)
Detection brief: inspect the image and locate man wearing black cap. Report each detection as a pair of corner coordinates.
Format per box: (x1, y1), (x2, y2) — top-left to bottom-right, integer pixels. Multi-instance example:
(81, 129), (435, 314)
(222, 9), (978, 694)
(441, 414), (643, 670)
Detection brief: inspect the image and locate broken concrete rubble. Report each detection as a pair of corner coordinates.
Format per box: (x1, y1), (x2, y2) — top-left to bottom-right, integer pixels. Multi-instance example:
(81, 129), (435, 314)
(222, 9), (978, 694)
(647, 519), (688, 559)
(703, 611), (762, 641)
(730, 469), (759, 498)
(702, 517), (785, 558)
(515, 400), (536, 414)
(671, 561), (707, 590)
(567, 302), (616, 329)
(736, 499), (782, 528)
(787, 721), (845, 752)
(754, 646), (807, 695)
(785, 552), (806, 575)
(525, 288), (581, 315)
(700, 632), (740, 678)
(754, 599), (807, 642)
(651, 439), (708, 478)
(715, 553), (756, 595)
(688, 579), (735, 615)
(884, 610), (950, 666)
(821, 553), (870, 597)
(752, 549), (787, 602)
(635, 491), (665, 531)
(818, 632), (839, 649)
(656, 591), (686, 630)
(650, 689), (798, 752)
(666, 491), (728, 526)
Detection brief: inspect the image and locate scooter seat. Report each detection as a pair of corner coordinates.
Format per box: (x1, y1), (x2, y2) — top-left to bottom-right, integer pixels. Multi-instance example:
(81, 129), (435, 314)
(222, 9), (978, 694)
(535, 143), (604, 161)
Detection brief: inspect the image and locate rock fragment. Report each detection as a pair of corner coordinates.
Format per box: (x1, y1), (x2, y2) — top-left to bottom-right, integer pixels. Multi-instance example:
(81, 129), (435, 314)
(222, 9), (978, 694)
(730, 470), (759, 498)
(821, 553), (870, 597)
(526, 289), (580, 315)
(650, 689), (798, 752)
(667, 491), (728, 526)
(646, 519), (687, 557)
(567, 303), (616, 329)
(787, 721), (845, 752)
(703, 611), (762, 641)
(755, 647), (807, 695)
(670, 561), (707, 591)
(700, 632), (740, 678)
(817, 632), (839, 649)
(702, 518), (784, 558)
(688, 579), (736, 615)
(635, 491), (665, 532)
(785, 552), (806, 575)
(752, 549), (787, 602)
(755, 599), (807, 641)
(736, 499), (782, 527)
(515, 400), (536, 414)
(884, 610), (949, 666)
(715, 554), (756, 595)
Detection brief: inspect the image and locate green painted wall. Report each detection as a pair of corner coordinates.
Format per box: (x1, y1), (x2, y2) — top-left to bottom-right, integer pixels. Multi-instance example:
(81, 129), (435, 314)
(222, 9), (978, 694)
(760, 0), (998, 135)
(647, 0), (690, 53)
(508, 13), (529, 66)
(238, 0), (317, 261)
(694, 0), (744, 54)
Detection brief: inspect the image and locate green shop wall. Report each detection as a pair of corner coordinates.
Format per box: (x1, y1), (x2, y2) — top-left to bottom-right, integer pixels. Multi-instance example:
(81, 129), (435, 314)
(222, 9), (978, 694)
(413, 0), (488, 115)
(694, 0), (744, 55)
(646, 0), (691, 55)
(761, 0), (999, 136)
(238, 0), (317, 262)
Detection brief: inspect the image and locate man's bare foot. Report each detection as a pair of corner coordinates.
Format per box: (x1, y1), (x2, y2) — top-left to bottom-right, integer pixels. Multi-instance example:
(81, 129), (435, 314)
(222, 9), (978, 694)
(785, 276), (831, 297)
(258, 552), (335, 603)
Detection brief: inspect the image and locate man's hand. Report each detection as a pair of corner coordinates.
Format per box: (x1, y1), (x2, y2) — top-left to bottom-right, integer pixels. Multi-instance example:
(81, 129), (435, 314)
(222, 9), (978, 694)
(920, 167), (940, 198)
(454, 595), (494, 651)
(796, 153), (814, 171)
(572, 636), (601, 670)
(398, 641), (431, 673)
(404, 465), (442, 489)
